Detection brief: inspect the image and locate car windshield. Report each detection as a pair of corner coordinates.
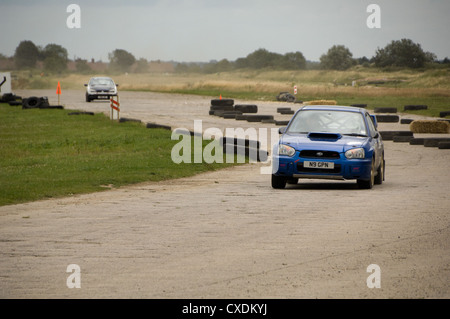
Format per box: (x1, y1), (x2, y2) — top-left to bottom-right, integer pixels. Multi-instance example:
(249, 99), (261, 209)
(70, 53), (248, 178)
(90, 78), (114, 86)
(287, 110), (368, 136)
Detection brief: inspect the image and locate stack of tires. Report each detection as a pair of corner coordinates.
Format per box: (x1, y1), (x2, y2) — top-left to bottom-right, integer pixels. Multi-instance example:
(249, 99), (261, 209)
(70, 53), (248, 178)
(22, 96), (64, 109)
(0, 93), (22, 106)
(374, 107), (399, 123)
(209, 98), (258, 119)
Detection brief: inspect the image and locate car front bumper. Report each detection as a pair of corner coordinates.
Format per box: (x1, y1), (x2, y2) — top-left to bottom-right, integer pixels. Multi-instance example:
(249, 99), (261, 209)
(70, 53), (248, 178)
(273, 154), (373, 181)
(87, 93), (117, 100)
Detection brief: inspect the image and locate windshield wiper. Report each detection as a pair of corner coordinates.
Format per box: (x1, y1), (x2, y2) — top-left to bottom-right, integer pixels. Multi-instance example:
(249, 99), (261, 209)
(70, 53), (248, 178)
(343, 133), (368, 137)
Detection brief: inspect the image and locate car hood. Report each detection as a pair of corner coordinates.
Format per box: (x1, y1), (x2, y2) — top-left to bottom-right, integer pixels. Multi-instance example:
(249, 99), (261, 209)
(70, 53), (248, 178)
(280, 132), (369, 153)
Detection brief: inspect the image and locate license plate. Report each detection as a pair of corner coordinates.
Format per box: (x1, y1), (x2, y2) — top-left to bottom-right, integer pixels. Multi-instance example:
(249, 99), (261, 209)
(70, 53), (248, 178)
(98, 95), (108, 99)
(304, 161), (335, 169)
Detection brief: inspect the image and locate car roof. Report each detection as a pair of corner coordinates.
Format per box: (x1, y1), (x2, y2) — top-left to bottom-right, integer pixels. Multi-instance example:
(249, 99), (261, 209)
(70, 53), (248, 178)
(90, 76), (114, 80)
(300, 105), (365, 113)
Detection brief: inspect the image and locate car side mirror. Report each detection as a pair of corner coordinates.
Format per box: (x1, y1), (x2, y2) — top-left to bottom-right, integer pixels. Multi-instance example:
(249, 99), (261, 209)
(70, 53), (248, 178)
(370, 115), (378, 129)
(84, 84), (87, 86)
(279, 127), (286, 134)
(116, 84), (119, 87)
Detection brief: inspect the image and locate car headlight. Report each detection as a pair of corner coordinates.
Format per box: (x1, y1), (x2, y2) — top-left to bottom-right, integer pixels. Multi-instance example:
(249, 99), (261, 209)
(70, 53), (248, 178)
(278, 144), (296, 157)
(345, 148), (365, 159)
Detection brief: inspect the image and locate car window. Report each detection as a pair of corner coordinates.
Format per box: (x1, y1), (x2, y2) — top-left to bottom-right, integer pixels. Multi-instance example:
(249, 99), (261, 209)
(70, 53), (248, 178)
(365, 113), (378, 137)
(90, 78), (114, 86)
(287, 110), (367, 136)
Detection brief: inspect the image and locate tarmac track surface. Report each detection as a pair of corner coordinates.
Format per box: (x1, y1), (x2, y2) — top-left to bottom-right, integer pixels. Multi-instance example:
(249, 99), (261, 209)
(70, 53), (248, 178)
(0, 90), (449, 298)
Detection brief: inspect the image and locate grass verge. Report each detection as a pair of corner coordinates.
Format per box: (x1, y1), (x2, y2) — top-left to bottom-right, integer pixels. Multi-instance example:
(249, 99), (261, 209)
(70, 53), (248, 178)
(0, 104), (240, 206)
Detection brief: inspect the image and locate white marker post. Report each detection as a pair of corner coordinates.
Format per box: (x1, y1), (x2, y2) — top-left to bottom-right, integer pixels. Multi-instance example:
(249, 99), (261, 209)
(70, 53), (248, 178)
(110, 95), (120, 121)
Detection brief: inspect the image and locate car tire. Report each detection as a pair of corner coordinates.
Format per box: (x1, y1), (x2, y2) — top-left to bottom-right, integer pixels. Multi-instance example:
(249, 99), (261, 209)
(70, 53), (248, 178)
(85, 94), (91, 102)
(374, 107), (397, 113)
(22, 96), (42, 109)
(357, 159), (375, 189)
(211, 99), (234, 107)
(374, 156), (385, 185)
(271, 175), (287, 189)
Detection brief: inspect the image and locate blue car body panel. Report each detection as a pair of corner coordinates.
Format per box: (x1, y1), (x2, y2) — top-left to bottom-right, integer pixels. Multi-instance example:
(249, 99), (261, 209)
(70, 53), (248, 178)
(273, 105), (384, 182)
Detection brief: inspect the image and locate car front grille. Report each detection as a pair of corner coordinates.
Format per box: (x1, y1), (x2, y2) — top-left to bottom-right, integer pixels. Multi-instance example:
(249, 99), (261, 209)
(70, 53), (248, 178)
(299, 150), (340, 159)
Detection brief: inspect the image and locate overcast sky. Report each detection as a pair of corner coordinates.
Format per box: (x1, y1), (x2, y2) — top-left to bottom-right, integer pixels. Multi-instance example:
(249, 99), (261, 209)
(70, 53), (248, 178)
(1, 0), (449, 63)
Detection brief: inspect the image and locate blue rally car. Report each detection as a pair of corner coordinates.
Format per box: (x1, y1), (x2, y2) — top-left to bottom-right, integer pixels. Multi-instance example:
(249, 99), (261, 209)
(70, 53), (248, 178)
(272, 105), (385, 189)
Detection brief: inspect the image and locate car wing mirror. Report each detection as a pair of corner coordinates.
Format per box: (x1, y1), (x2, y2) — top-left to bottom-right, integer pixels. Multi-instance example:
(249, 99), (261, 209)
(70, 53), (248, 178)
(116, 84), (119, 87)
(370, 115), (378, 129)
(84, 84), (87, 86)
(279, 127), (286, 134)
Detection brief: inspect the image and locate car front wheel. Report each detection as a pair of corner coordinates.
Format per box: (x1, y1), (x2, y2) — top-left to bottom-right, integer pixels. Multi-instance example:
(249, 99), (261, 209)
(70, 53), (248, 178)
(374, 156), (385, 185)
(357, 159), (375, 189)
(271, 175), (287, 189)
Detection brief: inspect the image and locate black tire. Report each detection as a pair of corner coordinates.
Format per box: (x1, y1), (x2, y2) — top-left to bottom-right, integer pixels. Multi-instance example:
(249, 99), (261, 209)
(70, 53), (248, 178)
(286, 178), (298, 185)
(146, 122), (171, 130)
(374, 157), (385, 185)
(271, 175), (287, 189)
(85, 94), (91, 102)
(286, 95), (296, 103)
(374, 107), (397, 113)
(393, 136), (413, 143)
(234, 104), (258, 113)
(211, 99), (234, 107)
(40, 105), (64, 109)
(277, 107), (292, 113)
(376, 115), (399, 123)
(410, 138), (425, 145)
(210, 105), (234, 111)
(119, 118), (141, 123)
(246, 115), (274, 122)
(400, 119), (414, 124)
(357, 160), (375, 189)
(223, 113), (237, 119)
(8, 101), (22, 106)
(380, 131), (413, 140)
(438, 142), (450, 149)
(235, 115), (248, 121)
(279, 110), (295, 115)
(68, 112), (94, 116)
(404, 105), (427, 111)
(22, 96), (42, 109)
(275, 120), (290, 126)
(424, 138), (450, 148)
(439, 111), (450, 118)
(0, 93), (21, 103)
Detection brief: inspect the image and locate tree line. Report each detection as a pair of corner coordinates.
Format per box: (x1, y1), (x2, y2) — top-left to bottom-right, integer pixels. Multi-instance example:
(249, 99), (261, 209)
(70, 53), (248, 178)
(4, 38), (449, 74)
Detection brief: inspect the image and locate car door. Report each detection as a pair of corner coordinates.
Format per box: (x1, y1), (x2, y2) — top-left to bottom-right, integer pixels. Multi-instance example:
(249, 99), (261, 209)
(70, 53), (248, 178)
(366, 112), (383, 167)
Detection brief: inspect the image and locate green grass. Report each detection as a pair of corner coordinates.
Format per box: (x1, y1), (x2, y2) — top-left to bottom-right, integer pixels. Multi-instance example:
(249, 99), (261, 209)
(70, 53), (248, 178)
(0, 104), (240, 206)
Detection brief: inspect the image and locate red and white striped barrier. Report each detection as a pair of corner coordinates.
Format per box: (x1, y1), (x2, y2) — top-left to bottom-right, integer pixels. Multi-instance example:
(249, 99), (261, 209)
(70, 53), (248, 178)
(110, 95), (120, 121)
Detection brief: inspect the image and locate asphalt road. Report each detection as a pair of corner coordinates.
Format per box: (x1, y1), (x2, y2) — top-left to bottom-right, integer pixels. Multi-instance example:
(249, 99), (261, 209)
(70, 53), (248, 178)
(1, 90), (449, 298)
